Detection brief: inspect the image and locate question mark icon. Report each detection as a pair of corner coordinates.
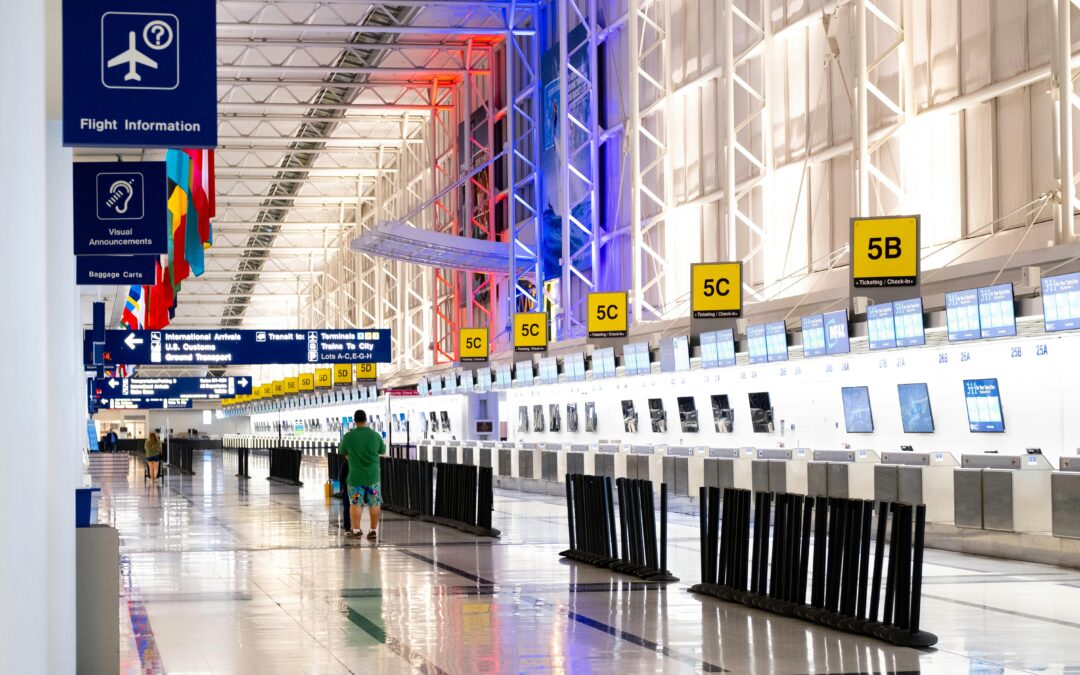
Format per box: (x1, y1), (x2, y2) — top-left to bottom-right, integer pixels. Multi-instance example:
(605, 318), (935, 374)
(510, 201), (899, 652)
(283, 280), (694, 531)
(141, 20), (173, 51)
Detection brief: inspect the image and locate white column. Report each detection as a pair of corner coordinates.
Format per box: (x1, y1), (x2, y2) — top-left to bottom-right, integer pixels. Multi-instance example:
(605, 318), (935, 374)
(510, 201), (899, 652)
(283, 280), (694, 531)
(0, 0), (78, 669)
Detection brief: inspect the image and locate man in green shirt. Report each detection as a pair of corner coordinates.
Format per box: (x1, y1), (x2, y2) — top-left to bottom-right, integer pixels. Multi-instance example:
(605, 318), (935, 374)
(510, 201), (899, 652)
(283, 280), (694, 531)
(339, 410), (387, 541)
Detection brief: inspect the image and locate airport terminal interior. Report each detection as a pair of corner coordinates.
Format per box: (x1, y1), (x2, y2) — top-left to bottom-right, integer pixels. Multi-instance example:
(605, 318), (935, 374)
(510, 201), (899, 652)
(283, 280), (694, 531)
(10, 0), (1080, 673)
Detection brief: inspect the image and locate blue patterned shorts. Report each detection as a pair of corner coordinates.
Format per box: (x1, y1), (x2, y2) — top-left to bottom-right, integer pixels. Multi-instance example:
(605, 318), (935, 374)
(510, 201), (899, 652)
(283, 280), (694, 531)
(348, 482), (382, 507)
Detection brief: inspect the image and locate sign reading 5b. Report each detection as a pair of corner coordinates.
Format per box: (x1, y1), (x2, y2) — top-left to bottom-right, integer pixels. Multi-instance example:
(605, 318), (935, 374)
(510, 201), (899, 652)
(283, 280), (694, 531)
(459, 327), (489, 363)
(691, 262), (742, 318)
(514, 313), (547, 352)
(851, 215), (920, 288)
(587, 291), (629, 338)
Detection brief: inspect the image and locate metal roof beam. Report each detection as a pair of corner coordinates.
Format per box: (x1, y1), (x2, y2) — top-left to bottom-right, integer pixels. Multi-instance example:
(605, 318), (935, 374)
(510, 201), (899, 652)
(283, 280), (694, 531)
(219, 102), (450, 112)
(217, 24), (529, 37)
(219, 65), (483, 77)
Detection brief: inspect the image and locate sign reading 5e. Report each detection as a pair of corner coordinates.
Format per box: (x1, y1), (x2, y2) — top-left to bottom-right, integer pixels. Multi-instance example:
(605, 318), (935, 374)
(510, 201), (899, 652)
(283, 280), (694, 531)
(514, 313), (547, 352)
(587, 292), (628, 338)
(459, 328), (489, 363)
(691, 262), (742, 318)
(851, 216), (920, 288)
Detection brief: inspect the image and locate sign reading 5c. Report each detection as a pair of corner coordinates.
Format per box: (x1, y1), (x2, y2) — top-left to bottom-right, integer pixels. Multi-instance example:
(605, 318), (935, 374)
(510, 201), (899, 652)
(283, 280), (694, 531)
(851, 215), (920, 288)
(514, 313), (547, 352)
(587, 291), (629, 338)
(459, 327), (489, 363)
(691, 262), (742, 318)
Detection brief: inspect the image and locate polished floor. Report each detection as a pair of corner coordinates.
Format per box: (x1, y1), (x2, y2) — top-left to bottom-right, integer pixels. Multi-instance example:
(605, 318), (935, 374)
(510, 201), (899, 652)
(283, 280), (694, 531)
(92, 450), (1080, 674)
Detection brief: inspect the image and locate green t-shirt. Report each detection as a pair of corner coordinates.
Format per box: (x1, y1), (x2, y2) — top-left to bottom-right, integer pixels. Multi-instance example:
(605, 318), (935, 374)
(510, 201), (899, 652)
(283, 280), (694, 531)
(339, 426), (386, 487)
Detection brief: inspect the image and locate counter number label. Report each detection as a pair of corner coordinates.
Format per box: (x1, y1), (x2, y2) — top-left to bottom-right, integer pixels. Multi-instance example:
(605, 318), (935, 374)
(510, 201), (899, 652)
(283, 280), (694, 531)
(314, 368), (332, 389)
(298, 373), (314, 391)
(851, 215), (920, 288)
(459, 327), (489, 363)
(587, 291), (629, 338)
(356, 363), (377, 380)
(333, 364), (353, 385)
(514, 313), (547, 352)
(691, 262), (742, 318)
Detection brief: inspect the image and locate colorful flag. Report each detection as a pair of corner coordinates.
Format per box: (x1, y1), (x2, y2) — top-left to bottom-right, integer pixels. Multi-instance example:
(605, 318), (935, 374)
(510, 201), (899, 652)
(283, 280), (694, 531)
(120, 285), (145, 330)
(165, 150), (191, 287)
(184, 150), (205, 276)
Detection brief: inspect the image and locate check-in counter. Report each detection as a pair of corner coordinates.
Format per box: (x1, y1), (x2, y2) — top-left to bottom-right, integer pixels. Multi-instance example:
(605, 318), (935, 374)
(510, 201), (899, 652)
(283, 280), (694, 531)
(518, 442), (540, 480)
(806, 449), (879, 500)
(590, 443), (623, 479)
(417, 440), (433, 463)
(1052, 457), (1080, 539)
(752, 448), (810, 494)
(540, 442), (564, 482)
(460, 441), (476, 466)
(566, 444), (589, 477)
(702, 448), (749, 492)
(445, 440), (461, 465)
(665, 446), (699, 496)
(874, 451), (958, 524)
(954, 454), (1053, 533)
(627, 445), (662, 484)
(495, 442), (514, 477)
(476, 441), (495, 469)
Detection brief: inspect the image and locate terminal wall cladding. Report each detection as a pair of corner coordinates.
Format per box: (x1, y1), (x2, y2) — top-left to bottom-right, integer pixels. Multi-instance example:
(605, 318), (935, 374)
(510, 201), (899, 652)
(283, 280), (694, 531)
(247, 329), (1080, 463)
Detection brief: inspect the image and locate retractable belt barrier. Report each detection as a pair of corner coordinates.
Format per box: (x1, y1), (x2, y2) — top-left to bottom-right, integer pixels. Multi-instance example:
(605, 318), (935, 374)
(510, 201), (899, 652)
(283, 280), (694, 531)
(390, 444), (414, 460)
(327, 451), (347, 487)
(166, 440), (195, 475)
(421, 462), (499, 537)
(560, 474), (678, 582)
(267, 446), (304, 486)
(380, 457), (433, 518)
(690, 488), (936, 648)
(234, 447), (250, 479)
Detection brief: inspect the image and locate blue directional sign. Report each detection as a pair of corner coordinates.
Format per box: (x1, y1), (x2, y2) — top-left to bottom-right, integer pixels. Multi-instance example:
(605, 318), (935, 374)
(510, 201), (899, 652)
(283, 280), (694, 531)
(73, 162), (168, 255)
(96, 329), (393, 366)
(97, 397), (193, 410)
(94, 376), (253, 400)
(76, 255), (156, 285)
(62, 0), (217, 147)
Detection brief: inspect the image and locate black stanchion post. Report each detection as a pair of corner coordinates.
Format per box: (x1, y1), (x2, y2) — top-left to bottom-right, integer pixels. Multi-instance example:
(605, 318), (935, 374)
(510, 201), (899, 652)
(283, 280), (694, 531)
(698, 486), (708, 584)
(882, 504), (901, 627)
(659, 482), (669, 577)
(605, 476), (618, 560)
(565, 475), (576, 552)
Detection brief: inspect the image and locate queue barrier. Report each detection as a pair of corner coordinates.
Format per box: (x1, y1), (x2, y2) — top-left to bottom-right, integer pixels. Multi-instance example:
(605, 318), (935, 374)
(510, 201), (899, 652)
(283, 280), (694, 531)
(421, 463), (499, 537)
(267, 447), (304, 486)
(234, 447), (250, 479)
(166, 440), (195, 475)
(381, 457), (433, 518)
(327, 450), (346, 487)
(690, 488), (936, 648)
(560, 474), (678, 582)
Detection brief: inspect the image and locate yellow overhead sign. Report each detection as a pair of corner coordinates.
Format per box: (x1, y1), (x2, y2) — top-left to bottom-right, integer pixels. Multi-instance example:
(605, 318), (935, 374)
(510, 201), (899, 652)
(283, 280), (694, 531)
(851, 215), (920, 288)
(459, 327), (489, 363)
(356, 363), (377, 380)
(299, 373), (314, 391)
(315, 368), (332, 389)
(259, 383), (272, 399)
(272, 380), (285, 397)
(691, 262), (742, 318)
(285, 377), (299, 395)
(587, 291), (628, 338)
(514, 313), (547, 352)
(333, 364), (353, 385)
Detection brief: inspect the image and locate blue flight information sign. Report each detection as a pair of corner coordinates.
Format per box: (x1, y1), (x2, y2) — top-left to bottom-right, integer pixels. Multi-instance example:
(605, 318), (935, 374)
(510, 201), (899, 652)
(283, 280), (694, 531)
(946, 289), (981, 341)
(977, 284), (1016, 338)
(62, 0), (217, 147)
(76, 255), (156, 285)
(765, 321), (788, 362)
(94, 329), (392, 366)
(97, 397), (192, 410)
(746, 324), (768, 364)
(963, 378), (1005, 433)
(1042, 272), (1080, 332)
(700, 329), (737, 368)
(94, 376), (252, 400)
(800, 314), (826, 357)
(73, 162), (168, 255)
(867, 303), (897, 350)
(892, 298), (925, 346)
(803, 311), (850, 357)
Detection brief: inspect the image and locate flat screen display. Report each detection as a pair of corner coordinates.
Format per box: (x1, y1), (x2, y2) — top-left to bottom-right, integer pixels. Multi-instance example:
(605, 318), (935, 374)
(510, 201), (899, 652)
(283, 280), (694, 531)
(549, 403), (561, 432)
(475, 367), (491, 392)
(592, 347), (616, 379)
(822, 310), (851, 354)
(677, 396), (698, 432)
(532, 404), (544, 432)
(418, 377), (428, 396)
(514, 360), (534, 386)
(517, 406), (529, 433)
(621, 400), (638, 433)
(748, 392), (773, 433)
(841, 386), (874, 433)
(585, 402), (597, 432)
(946, 289), (981, 341)
(746, 324), (768, 364)
(892, 298), (925, 347)
(494, 364), (512, 388)
(660, 335), (691, 372)
(978, 283), (1016, 338)
(648, 398), (667, 433)
(897, 383), (934, 433)
(866, 303), (897, 350)
(700, 329), (737, 368)
(765, 321), (788, 362)
(565, 352), (587, 381)
(1042, 271), (1080, 332)
(566, 403), (579, 432)
(800, 314), (827, 358)
(539, 357), (558, 384)
(711, 394), (733, 433)
(622, 342), (651, 376)
(964, 378), (1005, 432)
(429, 376), (442, 394)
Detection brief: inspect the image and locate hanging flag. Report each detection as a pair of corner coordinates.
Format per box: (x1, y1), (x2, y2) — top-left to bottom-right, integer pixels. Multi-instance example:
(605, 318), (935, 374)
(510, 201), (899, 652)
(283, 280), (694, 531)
(184, 150), (205, 277)
(120, 285), (145, 330)
(145, 257), (172, 330)
(165, 150), (191, 287)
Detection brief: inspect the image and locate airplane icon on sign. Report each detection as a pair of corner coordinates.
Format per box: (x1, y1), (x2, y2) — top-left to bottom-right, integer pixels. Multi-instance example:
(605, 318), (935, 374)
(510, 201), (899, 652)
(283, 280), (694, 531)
(107, 31), (156, 82)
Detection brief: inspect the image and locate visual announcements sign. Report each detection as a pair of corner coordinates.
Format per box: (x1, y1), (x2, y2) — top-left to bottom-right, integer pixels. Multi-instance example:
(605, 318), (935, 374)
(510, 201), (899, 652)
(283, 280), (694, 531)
(94, 329), (392, 366)
(62, 0), (217, 147)
(850, 215), (920, 293)
(73, 161), (168, 255)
